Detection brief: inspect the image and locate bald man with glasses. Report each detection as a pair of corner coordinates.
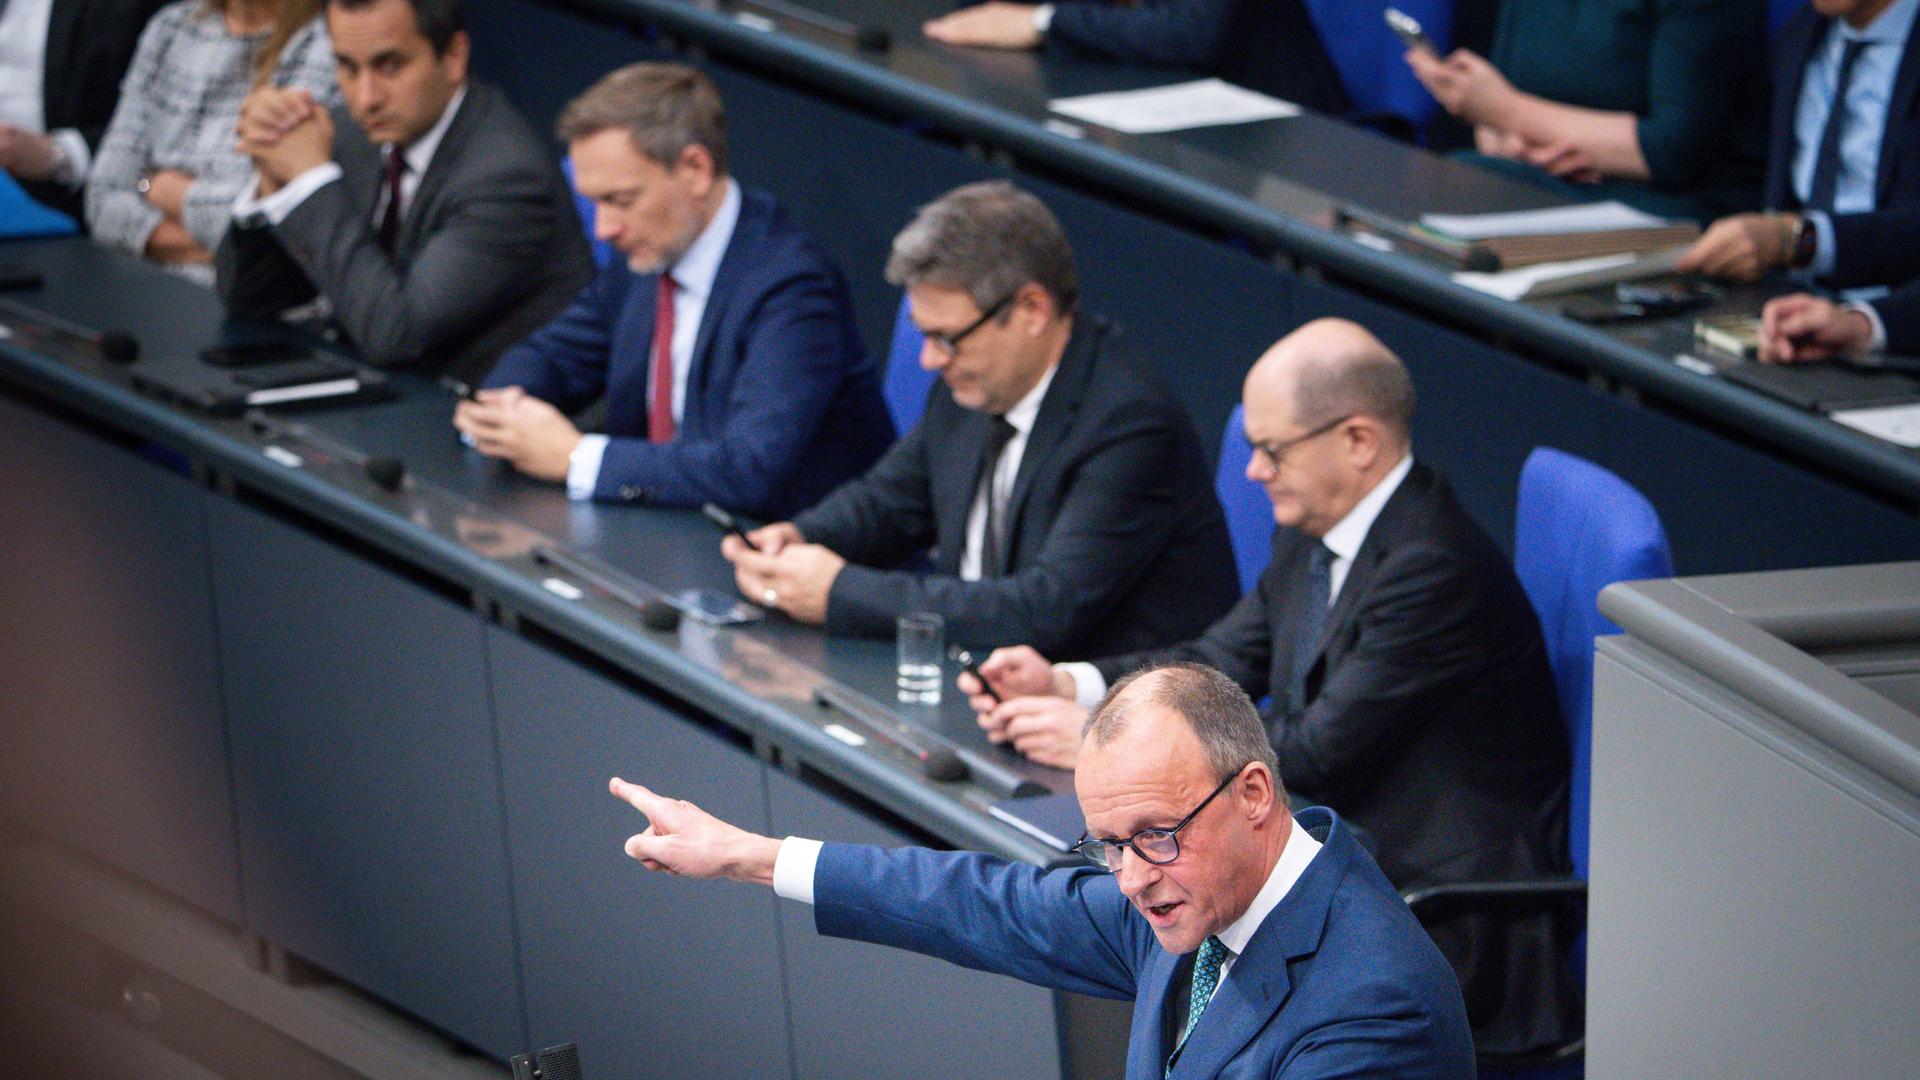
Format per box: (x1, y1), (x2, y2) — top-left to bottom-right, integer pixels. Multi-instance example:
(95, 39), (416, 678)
(963, 319), (1577, 1058)
(722, 181), (1236, 658)
(607, 662), (1475, 1078)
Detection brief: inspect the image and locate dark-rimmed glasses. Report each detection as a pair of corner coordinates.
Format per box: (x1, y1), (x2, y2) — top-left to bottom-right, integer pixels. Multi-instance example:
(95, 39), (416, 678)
(1070, 765), (1247, 870)
(922, 291), (1014, 357)
(1246, 414), (1352, 469)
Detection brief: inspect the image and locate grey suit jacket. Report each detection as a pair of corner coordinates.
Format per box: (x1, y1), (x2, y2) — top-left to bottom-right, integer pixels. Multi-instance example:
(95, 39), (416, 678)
(215, 80), (593, 384)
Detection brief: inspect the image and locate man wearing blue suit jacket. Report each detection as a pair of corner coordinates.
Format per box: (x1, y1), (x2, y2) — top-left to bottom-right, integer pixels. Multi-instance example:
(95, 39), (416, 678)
(1680, 0), (1920, 283)
(455, 63), (892, 519)
(608, 662), (1475, 1078)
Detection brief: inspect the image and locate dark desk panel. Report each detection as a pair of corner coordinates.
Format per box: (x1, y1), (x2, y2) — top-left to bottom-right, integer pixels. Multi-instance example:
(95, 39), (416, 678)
(208, 498), (525, 1060)
(470, 0), (1920, 567)
(490, 628), (792, 1080)
(0, 392), (241, 923)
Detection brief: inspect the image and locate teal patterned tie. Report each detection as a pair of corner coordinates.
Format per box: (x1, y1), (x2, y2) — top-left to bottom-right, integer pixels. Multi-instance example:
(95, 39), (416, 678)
(1167, 935), (1229, 1076)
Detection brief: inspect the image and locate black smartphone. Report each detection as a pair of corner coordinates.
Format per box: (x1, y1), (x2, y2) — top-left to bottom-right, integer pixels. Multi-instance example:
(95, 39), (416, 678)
(1386, 7), (1438, 53)
(701, 502), (761, 551)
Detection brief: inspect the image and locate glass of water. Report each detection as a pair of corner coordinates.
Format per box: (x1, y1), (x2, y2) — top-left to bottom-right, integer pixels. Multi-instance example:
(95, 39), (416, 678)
(896, 612), (944, 704)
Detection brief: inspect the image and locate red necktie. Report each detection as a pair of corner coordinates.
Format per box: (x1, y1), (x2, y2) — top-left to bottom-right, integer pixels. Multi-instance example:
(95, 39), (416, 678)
(377, 147), (406, 253)
(648, 273), (678, 443)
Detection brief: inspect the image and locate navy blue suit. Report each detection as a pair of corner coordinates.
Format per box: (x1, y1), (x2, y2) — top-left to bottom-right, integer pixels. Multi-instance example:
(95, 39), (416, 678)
(812, 806), (1475, 1079)
(1046, 0), (1349, 115)
(1765, 6), (1920, 285)
(482, 187), (894, 518)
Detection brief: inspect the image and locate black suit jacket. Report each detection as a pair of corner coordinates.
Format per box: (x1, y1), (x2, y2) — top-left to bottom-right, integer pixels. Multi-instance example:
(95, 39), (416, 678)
(1765, 7), (1920, 284)
(794, 316), (1239, 656)
(1046, 0), (1349, 115)
(25, 0), (169, 220)
(215, 81), (594, 385)
(1094, 462), (1577, 1056)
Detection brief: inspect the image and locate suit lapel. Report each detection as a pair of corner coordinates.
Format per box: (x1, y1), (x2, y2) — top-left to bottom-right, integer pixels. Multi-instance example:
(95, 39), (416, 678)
(44, 0), (83, 113)
(682, 190), (767, 434)
(397, 85), (483, 257)
(1130, 948), (1184, 1079)
(1879, 25), (1920, 203)
(1296, 465), (1428, 697)
(1167, 810), (1345, 1080)
(933, 409), (991, 575)
(1000, 317), (1102, 562)
(1770, 15), (1825, 207)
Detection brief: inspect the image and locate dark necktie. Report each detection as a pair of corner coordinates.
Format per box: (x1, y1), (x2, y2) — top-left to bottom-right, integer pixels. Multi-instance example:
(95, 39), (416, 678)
(1287, 542), (1335, 714)
(1808, 39), (1871, 213)
(648, 273), (679, 443)
(1166, 936), (1228, 1077)
(377, 147), (406, 253)
(978, 415), (1019, 577)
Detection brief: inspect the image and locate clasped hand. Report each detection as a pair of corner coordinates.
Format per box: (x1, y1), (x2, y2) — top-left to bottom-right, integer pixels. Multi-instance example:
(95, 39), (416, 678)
(234, 86), (334, 192)
(721, 523), (842, 624)
(959, 645), (1089, 770)
(452, 386), (583, 482)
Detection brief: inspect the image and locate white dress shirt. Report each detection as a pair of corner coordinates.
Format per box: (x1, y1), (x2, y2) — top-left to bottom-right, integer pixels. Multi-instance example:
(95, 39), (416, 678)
(769, 811), (1326, 991)
(958, 360), (1060, 580)
(234, 84), (469, 226)
(0, 0), (91, 188)
(1060, 453), (1415, 708)
(566, 178), (743, 499)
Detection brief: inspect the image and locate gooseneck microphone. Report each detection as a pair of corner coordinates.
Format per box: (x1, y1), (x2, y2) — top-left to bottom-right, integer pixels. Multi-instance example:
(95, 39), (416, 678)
(97, 329), (140, 364)
(364, 455), (406, 492)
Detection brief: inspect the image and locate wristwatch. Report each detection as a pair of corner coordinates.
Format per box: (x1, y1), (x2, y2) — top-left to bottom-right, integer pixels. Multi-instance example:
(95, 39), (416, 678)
(1789, 214), (1818, 270)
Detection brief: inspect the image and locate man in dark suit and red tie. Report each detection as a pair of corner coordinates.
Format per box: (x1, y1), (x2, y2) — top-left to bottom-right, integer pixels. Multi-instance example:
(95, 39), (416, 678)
(456, 62), (893, 520)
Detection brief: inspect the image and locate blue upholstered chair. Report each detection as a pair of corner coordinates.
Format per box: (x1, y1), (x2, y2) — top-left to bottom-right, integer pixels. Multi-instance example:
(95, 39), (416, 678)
(882, 292), (936, 436)
(1410, 446), (1673, 1078)
(1214, 404), (1275, 593)
(1301, 0), (1448, 135)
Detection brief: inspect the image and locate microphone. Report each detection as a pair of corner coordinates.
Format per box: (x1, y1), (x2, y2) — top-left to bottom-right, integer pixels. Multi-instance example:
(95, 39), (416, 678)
(737, 0), (890, 51)
(641, 598), (683, 632)
(97, 330), (140, 364)
(364, 455), (406, 492)
(814, 685), (969, 783)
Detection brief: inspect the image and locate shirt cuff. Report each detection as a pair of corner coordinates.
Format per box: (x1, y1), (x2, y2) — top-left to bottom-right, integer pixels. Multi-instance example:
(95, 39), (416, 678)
(1805, 210), (1836, 278)
(233, 162), (342, 225)
(1032, 3), (1055, 32)
(772, 836), (823, 904)
(1848, 300), (1888, 353)
(1058, 662), (1107, 709)
(49, 129), (90, 188)
(566, 433), (609, 501)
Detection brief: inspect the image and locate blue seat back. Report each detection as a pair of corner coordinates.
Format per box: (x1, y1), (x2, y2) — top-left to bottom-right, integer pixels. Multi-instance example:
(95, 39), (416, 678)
(1513, 448), (1673, 879)
(884, 292), (937, 435)
(1301, 0), (1448, 131)
(1215, 405), (1276, 593)
(560, 157), (614, 270)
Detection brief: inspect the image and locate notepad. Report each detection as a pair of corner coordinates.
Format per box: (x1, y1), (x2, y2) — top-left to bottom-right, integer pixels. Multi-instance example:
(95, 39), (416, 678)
(1048, 79), (1299, 134)
(1831, 402), (1920, 447)
(1421, 201), (1669, 240)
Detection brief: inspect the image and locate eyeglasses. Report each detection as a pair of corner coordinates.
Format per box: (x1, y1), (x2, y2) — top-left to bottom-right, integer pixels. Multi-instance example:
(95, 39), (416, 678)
(922, 292), (1015, 357)
(1070, 766), (1246, 870)
(1246, 414), (1352, 469)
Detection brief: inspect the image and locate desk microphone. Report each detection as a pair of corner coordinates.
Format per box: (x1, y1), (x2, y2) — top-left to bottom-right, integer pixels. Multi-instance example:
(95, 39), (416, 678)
(641, 598), (682, 632)
(814, 684), (969, 783)
(364, 455), (406, 492)
(98, 329), (140, 364)
(737, 0), (890, 50)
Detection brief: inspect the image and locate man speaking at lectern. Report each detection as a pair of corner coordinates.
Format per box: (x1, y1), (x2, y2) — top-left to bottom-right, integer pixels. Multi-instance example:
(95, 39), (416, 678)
(607, 662), (1475, 1078)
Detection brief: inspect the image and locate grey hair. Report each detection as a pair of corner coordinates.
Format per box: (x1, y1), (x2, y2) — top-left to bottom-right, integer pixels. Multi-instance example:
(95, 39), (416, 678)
(1086, 663), (1280, 787)
(557, 63), (729, 176)
(1290, 338), (1415, 443)
(884, 181), (1078, 313)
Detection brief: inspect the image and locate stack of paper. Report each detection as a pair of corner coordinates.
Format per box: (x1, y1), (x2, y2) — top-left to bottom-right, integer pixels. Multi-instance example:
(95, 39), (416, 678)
(1454, 247), (1689, 301)
(1048, 79), (1300, 134)
(1420, 201), (1699, 269)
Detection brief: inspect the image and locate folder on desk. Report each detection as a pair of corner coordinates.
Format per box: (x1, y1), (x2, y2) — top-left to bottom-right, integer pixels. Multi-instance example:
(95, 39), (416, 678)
(1420, 201), (1700, 270)
(1721, 361), (1920, 413)
(988, 791), (1085, 853)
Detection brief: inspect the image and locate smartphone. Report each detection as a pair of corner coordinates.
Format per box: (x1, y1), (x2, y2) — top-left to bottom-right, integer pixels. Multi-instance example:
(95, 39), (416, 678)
(1386, 7), (1437, 53)
(1615, 281), (1720, 316)
(701, 502), (761, 551)
(671, 587), (766, 626)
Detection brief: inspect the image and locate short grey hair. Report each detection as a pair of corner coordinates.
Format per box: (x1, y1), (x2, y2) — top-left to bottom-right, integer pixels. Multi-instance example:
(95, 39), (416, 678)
(1086, 663), (1280, 787)
(1290, 341), (1415, 444)
(884, 181), (1078, 313)
(557, 62), (729, 176)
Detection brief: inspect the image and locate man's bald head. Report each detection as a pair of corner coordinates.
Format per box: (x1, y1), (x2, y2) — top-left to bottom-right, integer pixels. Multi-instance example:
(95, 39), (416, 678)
(1247, 318), (1414, 449)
